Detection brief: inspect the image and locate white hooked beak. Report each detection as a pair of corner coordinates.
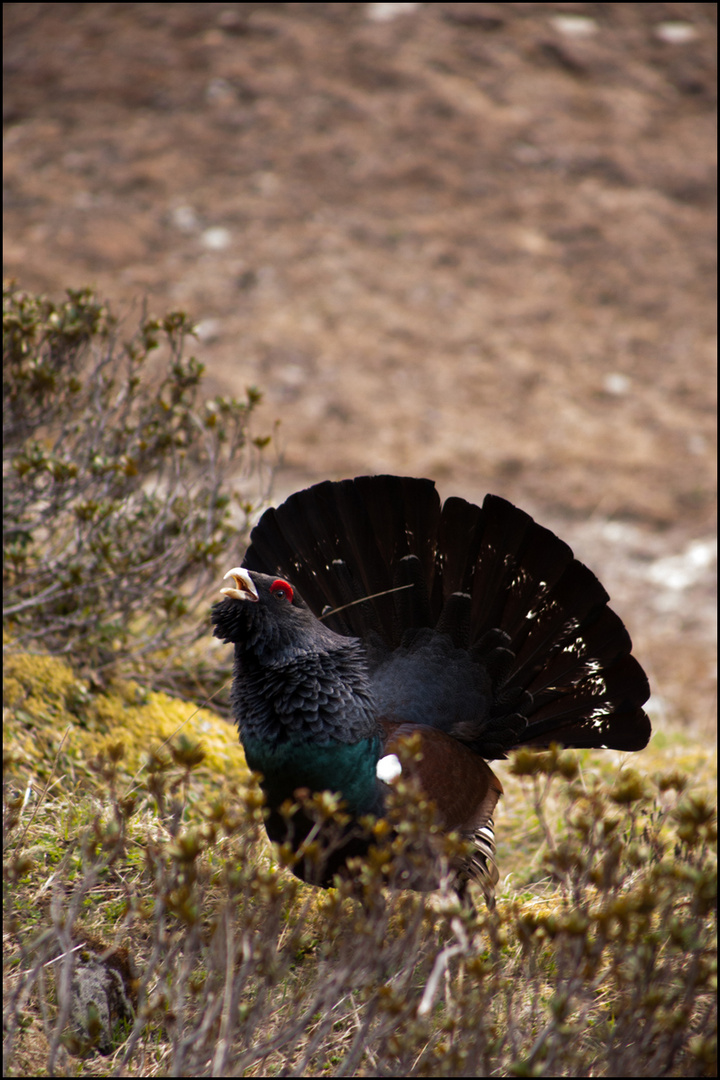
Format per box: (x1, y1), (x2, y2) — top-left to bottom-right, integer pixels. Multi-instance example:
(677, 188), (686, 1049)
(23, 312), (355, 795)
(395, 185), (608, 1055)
(219, 567), (259, 602)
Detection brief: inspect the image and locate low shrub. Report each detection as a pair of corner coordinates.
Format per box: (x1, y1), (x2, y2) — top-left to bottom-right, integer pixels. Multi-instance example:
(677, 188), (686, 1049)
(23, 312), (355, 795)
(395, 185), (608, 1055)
(3, 282), (270, 686)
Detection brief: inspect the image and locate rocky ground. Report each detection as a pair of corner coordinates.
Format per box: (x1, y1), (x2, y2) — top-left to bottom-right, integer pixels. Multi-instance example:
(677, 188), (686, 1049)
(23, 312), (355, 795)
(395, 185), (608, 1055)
(4, 3), (716, 737)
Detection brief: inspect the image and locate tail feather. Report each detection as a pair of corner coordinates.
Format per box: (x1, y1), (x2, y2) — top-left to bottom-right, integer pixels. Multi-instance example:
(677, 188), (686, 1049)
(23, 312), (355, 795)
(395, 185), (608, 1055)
(242, 476), (651, 754)
(435, 591), (473, 648)
(461, 498), (577, 651)
(524, 607), (632, 703)
(325, 558), (372, 637)
(465, 498), (538, 638)
(506, 562), (609, 680)
(392, 555), (434, 641)
(523, 653), (650, 750)
(434, 495), (484, 597)
(353, 475), (441, 591)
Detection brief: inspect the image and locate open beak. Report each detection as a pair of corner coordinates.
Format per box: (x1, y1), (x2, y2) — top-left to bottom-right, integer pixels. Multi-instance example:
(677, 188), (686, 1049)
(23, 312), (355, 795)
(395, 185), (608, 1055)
(219, 567), (259, 602)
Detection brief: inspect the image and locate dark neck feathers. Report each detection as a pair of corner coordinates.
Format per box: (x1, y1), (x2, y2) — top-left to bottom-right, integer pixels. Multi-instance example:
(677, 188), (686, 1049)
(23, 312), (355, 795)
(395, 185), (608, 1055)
(232, 635), (379, 748)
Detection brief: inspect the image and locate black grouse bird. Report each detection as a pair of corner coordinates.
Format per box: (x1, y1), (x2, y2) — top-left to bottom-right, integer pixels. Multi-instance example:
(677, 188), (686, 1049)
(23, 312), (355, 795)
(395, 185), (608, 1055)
(212, 476), (651, 908)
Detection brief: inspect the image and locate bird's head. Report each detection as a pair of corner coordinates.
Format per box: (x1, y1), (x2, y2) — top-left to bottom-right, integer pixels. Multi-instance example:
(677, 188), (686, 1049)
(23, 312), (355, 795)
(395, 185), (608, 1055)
(212, 567), (341, 662)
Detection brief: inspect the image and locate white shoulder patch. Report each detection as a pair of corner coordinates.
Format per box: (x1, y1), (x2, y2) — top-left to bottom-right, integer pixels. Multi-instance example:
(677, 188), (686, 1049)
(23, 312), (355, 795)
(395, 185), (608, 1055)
(376, 753), (402, 783)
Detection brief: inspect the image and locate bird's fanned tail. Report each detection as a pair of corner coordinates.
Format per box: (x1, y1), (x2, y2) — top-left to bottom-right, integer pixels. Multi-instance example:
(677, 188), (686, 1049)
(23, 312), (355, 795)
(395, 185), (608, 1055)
(243, 476), (651, 757)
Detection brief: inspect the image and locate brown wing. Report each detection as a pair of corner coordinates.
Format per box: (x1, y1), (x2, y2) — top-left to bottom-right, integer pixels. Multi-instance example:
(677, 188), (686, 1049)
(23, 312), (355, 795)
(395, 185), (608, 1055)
(381, 722), (503, 908)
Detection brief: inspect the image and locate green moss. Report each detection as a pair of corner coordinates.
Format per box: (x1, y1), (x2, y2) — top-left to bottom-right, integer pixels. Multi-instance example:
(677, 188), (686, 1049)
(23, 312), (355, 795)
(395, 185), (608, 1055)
(4, 652), (83, 713)
(3, 649), (249, 792)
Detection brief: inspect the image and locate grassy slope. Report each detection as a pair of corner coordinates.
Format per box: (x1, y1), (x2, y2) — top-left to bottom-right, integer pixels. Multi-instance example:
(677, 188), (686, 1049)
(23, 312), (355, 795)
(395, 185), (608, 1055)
(3, 647), (716, 1076)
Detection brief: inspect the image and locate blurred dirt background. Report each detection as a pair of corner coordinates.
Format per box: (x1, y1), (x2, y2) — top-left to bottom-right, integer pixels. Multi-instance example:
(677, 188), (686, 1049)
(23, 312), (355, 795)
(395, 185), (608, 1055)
(3, 3), (716, 737)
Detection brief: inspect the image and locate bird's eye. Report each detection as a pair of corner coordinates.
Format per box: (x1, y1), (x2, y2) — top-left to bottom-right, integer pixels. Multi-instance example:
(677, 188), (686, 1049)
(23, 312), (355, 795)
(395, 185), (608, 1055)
(270, 579), (294, 602)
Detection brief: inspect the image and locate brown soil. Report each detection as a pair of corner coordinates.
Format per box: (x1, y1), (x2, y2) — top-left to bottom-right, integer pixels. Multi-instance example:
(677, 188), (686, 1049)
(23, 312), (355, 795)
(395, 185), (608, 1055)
(4, 3), (716, 737)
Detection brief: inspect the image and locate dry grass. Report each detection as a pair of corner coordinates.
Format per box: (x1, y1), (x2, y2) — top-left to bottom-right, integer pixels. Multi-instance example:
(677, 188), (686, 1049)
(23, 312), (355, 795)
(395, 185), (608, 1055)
(3, 651), (716, 1077)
